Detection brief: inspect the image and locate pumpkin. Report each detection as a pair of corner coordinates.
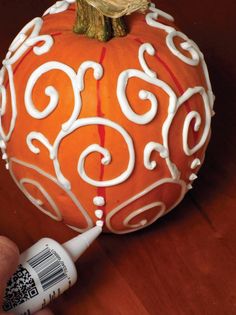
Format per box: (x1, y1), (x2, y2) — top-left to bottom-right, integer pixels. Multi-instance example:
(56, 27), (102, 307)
(0, 0), (214, 234)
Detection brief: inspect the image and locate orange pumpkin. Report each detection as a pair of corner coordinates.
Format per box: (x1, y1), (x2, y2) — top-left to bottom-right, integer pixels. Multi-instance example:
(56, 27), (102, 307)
(0, 1), (214, 234)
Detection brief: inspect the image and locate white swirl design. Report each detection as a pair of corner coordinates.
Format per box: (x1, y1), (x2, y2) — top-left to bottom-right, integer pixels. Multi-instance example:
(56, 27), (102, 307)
(124, 202), (166, 229)
(19, 178), (62, 221)
(0, 69), (7, 117)
(106, 178), (186, 234)
(178, 87), (211, 156)
(76, 119), (135, 187)
(25, 61), (103, 132)
(146, 4), (175, 34)
(27, 132), (53, 156)
(117, 42), (179, 180)
(144, 142), (169, 170)
(3, 18), (53, 67)
(146, 3), (215, 108)
(25, 62), (135, 189)
(0, 64), (17, 142)
(27, 117), (135, 189)
(0, 18), (53, 143)
(166, 32), (200, 66)
(117, 43), (177, 125)
(25, 61), (79, 126)
(43, 0), (75, 16)
(138, 43), (157, 78)
(161, 84), (212, 178)
(9, 157), (93, 232)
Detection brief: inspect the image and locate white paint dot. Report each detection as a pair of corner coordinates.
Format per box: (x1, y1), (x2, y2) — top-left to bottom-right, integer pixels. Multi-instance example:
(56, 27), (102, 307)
(2, 153), (8, 160)
(189, 173), (198, 181)
(191, 158), (201, 170)
(187, 184), (193, 190)
(0, 140), (6, 149)
(95, 209), (103, 219)
(93, 196), (105, 207)
(96, 220), (104, 228)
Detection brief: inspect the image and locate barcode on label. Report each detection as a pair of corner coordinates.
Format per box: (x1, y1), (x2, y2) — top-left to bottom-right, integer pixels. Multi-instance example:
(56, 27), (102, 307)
(27, 247), (67, 291)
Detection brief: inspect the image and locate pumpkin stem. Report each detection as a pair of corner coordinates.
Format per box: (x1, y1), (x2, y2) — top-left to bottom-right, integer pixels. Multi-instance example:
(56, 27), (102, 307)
(74, 0), (149, 41)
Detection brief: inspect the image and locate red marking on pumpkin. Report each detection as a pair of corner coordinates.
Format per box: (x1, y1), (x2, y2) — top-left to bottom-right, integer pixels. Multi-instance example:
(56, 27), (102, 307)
(5, 47), (34, 90)
(50, 32), (63, 37)
(96, 47), (107, 214)
(133, 37), (198, 144)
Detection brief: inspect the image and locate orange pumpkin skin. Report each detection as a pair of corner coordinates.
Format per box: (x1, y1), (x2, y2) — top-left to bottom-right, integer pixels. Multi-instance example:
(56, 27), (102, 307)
(0, 2), (214, 234)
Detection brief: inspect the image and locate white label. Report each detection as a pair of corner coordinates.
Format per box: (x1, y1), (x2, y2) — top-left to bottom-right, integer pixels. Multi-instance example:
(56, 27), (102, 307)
(2, 239), (77, 315)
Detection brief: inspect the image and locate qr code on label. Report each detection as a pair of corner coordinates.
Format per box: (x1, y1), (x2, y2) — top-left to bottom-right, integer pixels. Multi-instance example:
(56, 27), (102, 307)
(2, 264), (39, 312)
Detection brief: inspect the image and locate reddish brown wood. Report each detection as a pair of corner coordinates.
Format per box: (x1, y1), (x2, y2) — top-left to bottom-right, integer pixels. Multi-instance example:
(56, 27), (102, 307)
(0, 1), (236, 314)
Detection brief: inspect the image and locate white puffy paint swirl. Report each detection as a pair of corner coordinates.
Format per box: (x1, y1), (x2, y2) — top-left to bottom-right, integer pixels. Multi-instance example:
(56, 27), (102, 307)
(161, 84), (212, 180)
(146, 3), (215, 109)
(3, 18), (53, 67)
(43, 0), (75, 16)
(117, 43), (178, 126)
(144, 142), (169, 170)
(25, 61), (135, 189)
(178, 87), (211, 156)
(124, 201), (166, 229)
(20, 178), (62, 221)
(0, 64), (17, 143)
(138, 43), (157, 78)
(76, 119), (135, 187)
(167, 33), (200, 66)
(106, 178), (186, 234)
(25, 61), (103, 131)
(0, 17), (53, 144)
(146, 5), (175, 34)
(9, 157), (93, 232)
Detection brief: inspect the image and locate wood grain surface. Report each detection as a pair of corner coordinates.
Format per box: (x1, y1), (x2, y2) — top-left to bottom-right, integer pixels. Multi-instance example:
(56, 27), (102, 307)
(0, 1), (236, 314)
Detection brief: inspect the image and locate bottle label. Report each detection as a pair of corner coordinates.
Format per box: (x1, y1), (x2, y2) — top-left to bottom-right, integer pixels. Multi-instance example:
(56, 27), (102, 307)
(27, 246), (68, 292)
(3, 264), (39, 313)
(2, 240), (76, 315)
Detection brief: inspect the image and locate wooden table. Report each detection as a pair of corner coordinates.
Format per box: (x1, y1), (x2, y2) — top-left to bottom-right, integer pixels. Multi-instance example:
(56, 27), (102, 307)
(0, 1), (236, 314)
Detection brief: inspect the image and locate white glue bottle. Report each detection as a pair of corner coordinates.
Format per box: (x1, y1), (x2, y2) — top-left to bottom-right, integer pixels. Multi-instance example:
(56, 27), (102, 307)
(2, 226), (102, 315)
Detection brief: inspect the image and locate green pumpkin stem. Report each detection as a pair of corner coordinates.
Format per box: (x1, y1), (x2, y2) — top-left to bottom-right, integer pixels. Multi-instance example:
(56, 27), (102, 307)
(73, 0), (148, 41)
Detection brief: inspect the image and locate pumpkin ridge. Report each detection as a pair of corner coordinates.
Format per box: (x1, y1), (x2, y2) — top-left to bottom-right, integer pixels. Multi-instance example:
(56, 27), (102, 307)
(96, 46), (107, 216)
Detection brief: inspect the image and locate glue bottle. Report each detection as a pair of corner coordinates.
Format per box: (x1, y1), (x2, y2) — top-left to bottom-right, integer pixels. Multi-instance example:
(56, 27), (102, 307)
(2, 226), (102, 315)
